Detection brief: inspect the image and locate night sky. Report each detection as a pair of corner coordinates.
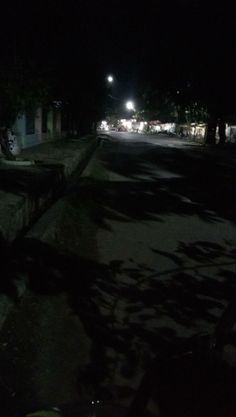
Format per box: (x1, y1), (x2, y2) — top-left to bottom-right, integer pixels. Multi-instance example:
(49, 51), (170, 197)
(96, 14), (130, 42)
(1, 0), (235, 109)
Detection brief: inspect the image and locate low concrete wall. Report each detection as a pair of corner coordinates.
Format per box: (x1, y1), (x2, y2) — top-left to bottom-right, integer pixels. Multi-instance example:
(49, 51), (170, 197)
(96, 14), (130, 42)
(0, 136), (99, 242)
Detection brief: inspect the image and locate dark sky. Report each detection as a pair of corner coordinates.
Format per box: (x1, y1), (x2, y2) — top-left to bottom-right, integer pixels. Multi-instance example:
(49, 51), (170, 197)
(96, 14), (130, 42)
(1, 0), (235, 101)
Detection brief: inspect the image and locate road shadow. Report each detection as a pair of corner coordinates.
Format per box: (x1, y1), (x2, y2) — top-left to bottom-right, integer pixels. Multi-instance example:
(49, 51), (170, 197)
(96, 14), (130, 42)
(1, 141), (236, 412)
(0, 164), (65, 196)
(92, 141), (236, 224)
(65, 175), (225, 232)
(0, 235), (236, 412)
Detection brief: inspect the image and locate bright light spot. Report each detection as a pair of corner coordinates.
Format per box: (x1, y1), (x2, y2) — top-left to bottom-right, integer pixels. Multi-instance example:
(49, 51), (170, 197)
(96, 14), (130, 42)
(99, 120), (109, 131)
(126, 101), (135, 111)
(139, 121), (144, 131)
(120, 119), (132, 130)
(107, 75), (114, 83)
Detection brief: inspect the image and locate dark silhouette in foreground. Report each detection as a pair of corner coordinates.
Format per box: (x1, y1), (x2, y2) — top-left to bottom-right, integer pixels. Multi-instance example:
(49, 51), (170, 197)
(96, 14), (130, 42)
(0, 233), (236, 416)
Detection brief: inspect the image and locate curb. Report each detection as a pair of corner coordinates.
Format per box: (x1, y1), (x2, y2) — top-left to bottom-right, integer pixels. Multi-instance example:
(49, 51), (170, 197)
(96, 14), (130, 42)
(0, 159), (36, 166)
(0, 136), (100, 243)
(0, 136), (100, 332)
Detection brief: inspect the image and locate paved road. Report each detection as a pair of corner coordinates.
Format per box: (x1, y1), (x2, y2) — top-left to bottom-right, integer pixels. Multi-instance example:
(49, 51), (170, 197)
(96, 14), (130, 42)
(103, 131), (200, 147)
(0, 133), (236, 413)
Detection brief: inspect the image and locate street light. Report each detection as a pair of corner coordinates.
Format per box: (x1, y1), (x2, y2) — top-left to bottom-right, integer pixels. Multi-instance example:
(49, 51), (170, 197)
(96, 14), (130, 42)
(126, 100), (135, 111)
(107, 75), (114, 83)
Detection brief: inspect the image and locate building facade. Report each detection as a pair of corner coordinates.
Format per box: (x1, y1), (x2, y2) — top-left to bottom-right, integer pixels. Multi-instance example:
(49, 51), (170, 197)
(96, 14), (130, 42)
(12, 106), (64, 149)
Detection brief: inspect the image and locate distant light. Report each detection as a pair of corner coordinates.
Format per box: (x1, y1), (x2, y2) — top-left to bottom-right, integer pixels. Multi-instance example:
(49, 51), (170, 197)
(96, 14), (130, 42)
(176, 90), (180, 94)
(107, 75), (114, 83)
(120, 119), (132, 131)
(100, 120), (109, 131)
(126, 101), (135, 111)
(139, 121), (144, 131)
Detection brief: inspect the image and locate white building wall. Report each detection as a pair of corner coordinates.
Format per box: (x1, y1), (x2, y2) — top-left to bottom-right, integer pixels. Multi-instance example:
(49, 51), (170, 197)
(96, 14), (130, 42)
(13, 113), (26, 148)
(13, 107), (63, 149)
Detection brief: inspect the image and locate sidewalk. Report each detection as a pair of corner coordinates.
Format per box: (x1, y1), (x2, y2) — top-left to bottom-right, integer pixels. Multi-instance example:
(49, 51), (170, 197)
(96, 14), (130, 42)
(0, 135), (99, 242)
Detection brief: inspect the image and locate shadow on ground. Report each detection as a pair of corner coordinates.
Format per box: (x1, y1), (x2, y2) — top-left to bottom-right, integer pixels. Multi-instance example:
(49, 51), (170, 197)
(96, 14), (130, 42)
(0, 234), (236, 414)
(0, 141), (236, 414)
(0, 164), (64, 196)
(87, 141), (236, 225)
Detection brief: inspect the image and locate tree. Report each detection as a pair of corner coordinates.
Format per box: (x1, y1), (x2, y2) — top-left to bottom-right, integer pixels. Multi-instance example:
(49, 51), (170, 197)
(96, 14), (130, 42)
(0, 59), (52, 159)
(190, 75), (236, 145)
(135, 83), (178, 123)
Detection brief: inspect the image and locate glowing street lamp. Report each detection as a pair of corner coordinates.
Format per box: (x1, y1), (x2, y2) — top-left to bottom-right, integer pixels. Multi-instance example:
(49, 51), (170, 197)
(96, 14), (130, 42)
(107, 75), (114, 83)
(126, 100), (135, 111)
